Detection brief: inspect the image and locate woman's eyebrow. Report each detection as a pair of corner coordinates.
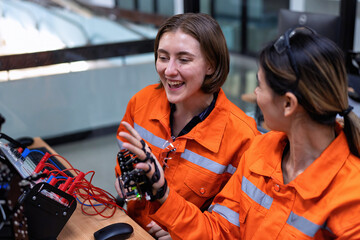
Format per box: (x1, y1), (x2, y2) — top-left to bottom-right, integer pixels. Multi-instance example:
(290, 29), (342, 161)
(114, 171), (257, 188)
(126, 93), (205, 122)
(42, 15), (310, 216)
(157, 48), (196, 57)
(177, 51), (196, 57)
(157, 48), (168, 54)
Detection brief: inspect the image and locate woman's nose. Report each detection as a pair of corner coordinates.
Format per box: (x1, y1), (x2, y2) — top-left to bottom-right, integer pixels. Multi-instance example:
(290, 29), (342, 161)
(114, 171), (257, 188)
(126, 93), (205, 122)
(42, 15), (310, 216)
(165, 60), (177, 76)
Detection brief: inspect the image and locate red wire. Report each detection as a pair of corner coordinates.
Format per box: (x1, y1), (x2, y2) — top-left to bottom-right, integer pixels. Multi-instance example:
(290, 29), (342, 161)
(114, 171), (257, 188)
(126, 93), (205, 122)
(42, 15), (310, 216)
(42, 153), (127, 217)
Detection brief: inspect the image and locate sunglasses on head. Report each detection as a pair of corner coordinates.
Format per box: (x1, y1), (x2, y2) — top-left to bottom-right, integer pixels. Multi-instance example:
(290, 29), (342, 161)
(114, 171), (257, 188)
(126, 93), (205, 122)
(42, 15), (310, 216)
(273, 26), (316, 89)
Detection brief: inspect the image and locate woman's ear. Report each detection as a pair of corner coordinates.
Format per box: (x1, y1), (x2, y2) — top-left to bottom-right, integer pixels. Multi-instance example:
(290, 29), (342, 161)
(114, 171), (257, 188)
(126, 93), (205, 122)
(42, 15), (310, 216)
(283, 92), (298, 117)
(206, 64), (215, 75)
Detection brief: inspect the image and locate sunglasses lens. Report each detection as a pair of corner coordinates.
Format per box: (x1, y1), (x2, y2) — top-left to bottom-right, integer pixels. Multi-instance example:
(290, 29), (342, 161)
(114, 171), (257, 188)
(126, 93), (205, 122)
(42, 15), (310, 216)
(274, 26), (315, 54)
(292, 26), (315, 36)
(274, 35), (287, 54)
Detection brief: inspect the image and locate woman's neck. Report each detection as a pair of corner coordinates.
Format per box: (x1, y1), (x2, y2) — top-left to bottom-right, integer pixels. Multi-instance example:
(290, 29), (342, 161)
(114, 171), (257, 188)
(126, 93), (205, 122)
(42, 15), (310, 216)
(172, 93), (214, 137)
(282, 120), (335, 184)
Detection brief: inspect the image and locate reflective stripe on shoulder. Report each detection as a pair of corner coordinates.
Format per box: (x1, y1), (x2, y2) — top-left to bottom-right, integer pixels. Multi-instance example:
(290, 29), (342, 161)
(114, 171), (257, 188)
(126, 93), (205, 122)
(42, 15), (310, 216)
(241, 176), (273, 209)
(134, 123), (236, 175)
(208, 203), (240, 227)
(134, 123), (168, 149)
(286, 211), (322, 237)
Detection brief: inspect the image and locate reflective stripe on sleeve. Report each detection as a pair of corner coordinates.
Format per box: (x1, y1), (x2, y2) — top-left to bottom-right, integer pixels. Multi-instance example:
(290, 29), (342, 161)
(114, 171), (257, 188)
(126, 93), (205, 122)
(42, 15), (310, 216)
(241, 176), (273, 209)
(286, 211), (321, 237)
(117, 138), (124, 149)
(225, 164), (237, 175)
(208, 203), (240, 227)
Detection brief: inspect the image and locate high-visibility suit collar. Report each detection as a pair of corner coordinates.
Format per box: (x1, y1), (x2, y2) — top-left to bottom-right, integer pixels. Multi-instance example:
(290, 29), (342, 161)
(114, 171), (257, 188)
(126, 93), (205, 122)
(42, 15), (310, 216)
(249, 124), (349, 200)
(149, 88), (230, 153)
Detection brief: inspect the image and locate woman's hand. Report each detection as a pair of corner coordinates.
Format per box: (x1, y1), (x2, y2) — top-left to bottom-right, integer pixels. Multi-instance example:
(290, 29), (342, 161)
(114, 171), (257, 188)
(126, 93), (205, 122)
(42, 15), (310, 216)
(118, 121), (169, 203)
(114, 176), (125, 198)
(147, 221), (172, 240)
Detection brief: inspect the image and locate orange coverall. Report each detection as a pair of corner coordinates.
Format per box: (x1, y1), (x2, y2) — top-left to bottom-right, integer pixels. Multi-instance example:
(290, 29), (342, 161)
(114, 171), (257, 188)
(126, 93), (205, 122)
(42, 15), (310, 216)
(115, 84), (259, 229)
(150, 126), (360, 239)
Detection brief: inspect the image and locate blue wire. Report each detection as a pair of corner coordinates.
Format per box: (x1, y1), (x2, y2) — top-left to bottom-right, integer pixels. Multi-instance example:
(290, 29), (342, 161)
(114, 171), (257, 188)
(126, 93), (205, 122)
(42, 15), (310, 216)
(29, 149), (45, 154)
(76, 196), (103, 206)
(56, 176), (68, 180)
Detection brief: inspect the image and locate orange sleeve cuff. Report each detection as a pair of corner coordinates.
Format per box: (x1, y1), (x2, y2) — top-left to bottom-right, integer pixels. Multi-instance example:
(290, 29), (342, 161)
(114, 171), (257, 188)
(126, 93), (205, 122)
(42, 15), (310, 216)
(149, 188), (184, 227)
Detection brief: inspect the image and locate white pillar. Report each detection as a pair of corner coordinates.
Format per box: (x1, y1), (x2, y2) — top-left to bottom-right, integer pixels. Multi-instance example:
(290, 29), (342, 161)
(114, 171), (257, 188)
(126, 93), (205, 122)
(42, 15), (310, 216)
(174, 0), (184, 14)
(289, 0), (305, 12)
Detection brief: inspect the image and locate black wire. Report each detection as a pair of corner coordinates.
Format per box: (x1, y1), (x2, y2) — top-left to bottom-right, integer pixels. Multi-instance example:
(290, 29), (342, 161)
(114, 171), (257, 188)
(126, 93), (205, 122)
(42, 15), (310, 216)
(0, 133), (23, 148)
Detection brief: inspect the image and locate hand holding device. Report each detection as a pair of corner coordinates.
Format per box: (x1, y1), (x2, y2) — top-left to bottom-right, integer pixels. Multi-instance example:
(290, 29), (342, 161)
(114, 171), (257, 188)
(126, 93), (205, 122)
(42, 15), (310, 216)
(117, 122), (168, 203)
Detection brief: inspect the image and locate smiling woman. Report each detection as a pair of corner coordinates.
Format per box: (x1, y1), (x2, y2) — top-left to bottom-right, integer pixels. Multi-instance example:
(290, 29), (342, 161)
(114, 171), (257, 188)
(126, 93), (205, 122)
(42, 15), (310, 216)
(114, 12), (259, 239)
(155, 29), (215, 135)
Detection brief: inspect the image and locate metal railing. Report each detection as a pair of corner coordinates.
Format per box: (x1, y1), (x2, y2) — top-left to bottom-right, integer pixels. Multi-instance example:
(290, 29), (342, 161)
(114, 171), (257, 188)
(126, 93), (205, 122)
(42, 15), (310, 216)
(0, 39), (155, 71)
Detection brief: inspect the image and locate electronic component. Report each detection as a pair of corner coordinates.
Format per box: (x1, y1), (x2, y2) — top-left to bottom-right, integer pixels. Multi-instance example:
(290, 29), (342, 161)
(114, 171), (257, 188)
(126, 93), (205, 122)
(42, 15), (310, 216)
(0, 142), (37, 178)
(0, 132), (122, 239)
(0, 134), (77, 239)
(117, 149), (153, 201)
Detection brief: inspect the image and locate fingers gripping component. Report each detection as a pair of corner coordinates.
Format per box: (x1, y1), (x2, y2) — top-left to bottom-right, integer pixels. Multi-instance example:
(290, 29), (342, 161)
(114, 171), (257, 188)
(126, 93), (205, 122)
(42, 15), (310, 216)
(139, 140), (167, 200)
(117, 141), (167, 202)
(117, 149), (152, 201)
(139, 140), (161, 185)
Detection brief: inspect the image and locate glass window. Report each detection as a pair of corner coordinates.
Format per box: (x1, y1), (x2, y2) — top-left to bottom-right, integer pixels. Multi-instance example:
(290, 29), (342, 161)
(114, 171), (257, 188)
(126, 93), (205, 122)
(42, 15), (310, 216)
(200, 0), (211, 14)
(247, 0), (288, 53)
(304, 0), (340, 15)
(157, 0), (174, 16)
(139, 0), (154, 13)
(212, 0), (242, 52)
(209, 0), (288, 54)
(116, 0), (135, 10)
(355, 0), (360, 51)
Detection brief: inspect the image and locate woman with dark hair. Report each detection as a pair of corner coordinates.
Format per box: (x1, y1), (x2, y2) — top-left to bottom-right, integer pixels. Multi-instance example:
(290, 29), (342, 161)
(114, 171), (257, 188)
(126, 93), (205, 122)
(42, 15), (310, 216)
(115, 13), (258, 239)
(119, 27), (360, 239)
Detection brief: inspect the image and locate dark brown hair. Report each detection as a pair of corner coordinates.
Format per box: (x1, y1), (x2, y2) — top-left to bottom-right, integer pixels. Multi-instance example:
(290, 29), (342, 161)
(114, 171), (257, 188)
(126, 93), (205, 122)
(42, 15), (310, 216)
(154, 13), (229, 93)
(259, 30), (360, 157)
